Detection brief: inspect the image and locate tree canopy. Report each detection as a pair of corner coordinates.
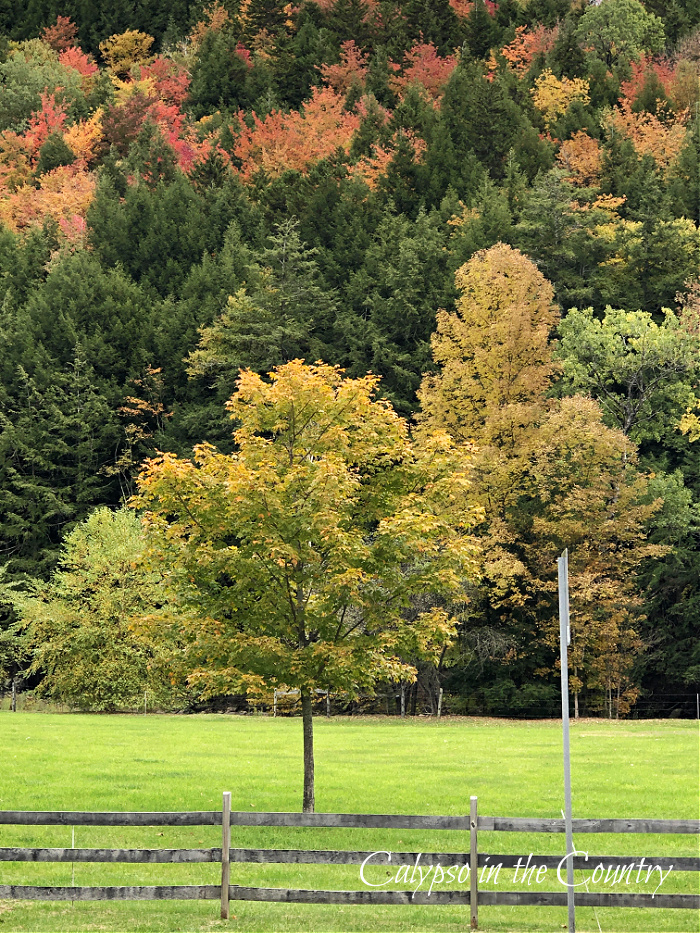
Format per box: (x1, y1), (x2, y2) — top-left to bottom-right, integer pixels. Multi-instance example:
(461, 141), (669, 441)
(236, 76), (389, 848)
(136, 360), (481, 808)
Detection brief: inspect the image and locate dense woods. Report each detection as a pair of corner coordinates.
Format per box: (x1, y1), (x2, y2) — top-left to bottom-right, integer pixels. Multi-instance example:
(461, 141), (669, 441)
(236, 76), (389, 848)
(1, 0), (700, 718)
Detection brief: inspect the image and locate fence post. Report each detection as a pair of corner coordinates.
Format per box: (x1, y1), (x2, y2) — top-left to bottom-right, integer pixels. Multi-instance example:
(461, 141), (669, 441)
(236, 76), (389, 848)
(326, 691), (330, 718)
(273, 689), (277, 718)
(400, 684), (405, 718)
(11, 677), (16, 712)
(470, 795), (478, 930)
(437, 688), (443, 719)
(220, 791), (231, 920)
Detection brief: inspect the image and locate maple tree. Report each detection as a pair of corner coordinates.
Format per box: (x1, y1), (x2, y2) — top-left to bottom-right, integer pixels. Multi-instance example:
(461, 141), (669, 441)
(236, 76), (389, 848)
(389, 43), (457, 102)
(319, 40), (368, 94)
(556, 130), (601, 186)
(136, 360), (481, 809)
(499, 24), (559, 78)
(234, 87), (360, 181)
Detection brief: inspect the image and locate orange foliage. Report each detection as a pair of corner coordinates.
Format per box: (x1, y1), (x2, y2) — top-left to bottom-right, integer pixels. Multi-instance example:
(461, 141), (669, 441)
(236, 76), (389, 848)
(620, 55), (675, 108)
(234, 87), (360, 181)
(319, 41), (368, 94)
(389, 43), (457, 102)
(449, 0), (497, 17)
(610, 100), (688, 170)
(500, 24), (558, 77)
(190, 1), (230, 49)
(0, 164), (96, 237)
(353, 130), (426, 190)
(556, 131), (601, 186)
(139, 57), (191, 106)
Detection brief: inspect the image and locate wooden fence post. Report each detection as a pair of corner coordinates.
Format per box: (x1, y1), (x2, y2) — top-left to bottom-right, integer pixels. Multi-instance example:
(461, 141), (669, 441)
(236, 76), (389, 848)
(470, 795), (478, 930)
(220, 792), (231, 920)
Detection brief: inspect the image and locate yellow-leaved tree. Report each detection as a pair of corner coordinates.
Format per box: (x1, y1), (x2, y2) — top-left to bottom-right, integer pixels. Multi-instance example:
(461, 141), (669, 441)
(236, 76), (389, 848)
(419, 244), (662, 717)
(135, 360), (481, 810)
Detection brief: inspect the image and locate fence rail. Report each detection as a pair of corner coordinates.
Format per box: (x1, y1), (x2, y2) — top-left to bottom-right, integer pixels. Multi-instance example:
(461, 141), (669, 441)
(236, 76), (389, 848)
(1, 800), (698, 927)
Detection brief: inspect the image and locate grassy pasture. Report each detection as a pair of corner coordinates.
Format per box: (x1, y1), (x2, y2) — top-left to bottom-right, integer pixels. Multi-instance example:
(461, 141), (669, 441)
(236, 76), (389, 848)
(0, 712), (697, 932)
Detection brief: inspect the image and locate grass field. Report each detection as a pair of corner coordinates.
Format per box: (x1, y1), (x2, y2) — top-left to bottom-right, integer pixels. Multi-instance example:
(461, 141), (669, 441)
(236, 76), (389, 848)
(0, 712), (698, 933)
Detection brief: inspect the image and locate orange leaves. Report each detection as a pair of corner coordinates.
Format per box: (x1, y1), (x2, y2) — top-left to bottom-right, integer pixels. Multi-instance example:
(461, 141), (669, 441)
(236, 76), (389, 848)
(556, 131), (601, 186)
(389, 43), (457, 102)
(449, 0), (497, 18)
(319, 40), (368, 95)
(41, 15), (78, 52)
(234, 87), (360, 181)
(609, 100), (687, 170)
(189, 1), (231, 50)
(0, 164), (96, 238)
(138, 58), (190, 106)
(25, 92), (68, 161)
(352, 130), (426, 190)
(500, 24), (559, 78)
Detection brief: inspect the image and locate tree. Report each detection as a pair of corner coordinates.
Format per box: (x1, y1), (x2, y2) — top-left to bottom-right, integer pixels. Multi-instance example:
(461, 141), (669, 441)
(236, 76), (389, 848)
(557, 306), (700, 442)
(135, 360), (481, 810)
(575, 0), (665, 69)
(4, 508), (178, 711)
(418, 245), (660, 717)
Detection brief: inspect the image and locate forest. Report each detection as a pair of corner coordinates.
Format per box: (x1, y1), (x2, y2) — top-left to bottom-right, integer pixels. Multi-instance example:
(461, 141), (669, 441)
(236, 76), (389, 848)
(1, 0), (700, 719)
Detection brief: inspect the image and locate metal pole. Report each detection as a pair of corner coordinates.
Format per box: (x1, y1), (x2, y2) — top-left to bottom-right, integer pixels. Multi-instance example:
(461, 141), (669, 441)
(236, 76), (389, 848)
(470, 795), (478, 930)
(558, 549), (575, 933)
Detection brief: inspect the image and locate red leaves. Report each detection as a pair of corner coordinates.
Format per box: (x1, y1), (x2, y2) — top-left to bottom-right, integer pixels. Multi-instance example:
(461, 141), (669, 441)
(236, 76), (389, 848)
(42, 15), (78, 53)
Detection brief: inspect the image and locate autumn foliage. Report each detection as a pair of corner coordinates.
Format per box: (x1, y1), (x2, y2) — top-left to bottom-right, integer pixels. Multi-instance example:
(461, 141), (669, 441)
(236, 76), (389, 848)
(234, 88), (360, 181)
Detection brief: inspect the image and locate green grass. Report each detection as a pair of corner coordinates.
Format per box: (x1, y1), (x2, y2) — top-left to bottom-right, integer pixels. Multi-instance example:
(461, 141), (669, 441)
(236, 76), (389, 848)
(0, 712), (698, 932)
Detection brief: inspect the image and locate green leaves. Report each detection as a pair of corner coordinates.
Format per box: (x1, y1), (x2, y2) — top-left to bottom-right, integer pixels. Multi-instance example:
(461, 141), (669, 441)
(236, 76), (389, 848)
(557, 306), (700, 442)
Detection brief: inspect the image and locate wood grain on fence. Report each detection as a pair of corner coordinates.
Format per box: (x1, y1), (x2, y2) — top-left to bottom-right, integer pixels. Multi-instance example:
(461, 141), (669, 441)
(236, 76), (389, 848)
(1, 884), (698, 909)
(1, 847), (697, 871)
(3, 810), (697, 833)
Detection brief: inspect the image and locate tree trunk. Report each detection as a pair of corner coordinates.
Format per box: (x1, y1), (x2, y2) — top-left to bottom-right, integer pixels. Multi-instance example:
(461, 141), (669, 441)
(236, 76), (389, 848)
(301, 689), (315, 813)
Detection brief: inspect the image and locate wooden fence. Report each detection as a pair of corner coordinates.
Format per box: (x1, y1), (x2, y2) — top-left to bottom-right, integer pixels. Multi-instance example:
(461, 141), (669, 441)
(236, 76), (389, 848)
(1, 797), (698, 929)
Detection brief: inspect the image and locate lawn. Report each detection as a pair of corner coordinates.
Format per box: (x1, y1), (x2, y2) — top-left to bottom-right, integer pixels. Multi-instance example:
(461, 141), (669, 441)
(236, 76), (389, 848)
(0, 712), (698, 932)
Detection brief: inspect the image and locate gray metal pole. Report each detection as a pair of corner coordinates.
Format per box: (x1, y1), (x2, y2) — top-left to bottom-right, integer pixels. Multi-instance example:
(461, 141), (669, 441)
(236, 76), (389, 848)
(557, 549), (575, 933)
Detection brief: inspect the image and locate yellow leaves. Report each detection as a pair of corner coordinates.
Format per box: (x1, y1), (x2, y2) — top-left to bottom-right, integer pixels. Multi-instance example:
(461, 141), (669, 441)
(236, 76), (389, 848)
(99, 30), (154, 78)
(63, 109), (103, 164)
(607, 102), (688, 170)
(556, 130), (601, 185)
(419, 243), (559, 449)
(0, 164), (96, 237)
(531, 70), (590, 131)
